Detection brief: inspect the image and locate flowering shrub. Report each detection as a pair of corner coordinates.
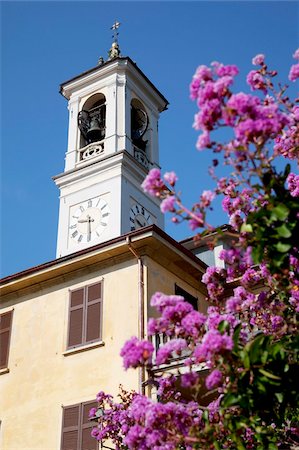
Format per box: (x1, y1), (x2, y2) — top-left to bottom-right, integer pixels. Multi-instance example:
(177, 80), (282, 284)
(92, 51), (299, 449)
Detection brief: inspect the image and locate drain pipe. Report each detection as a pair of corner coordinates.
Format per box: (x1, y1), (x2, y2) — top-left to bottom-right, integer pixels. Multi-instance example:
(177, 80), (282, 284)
(126, 236), (146, 395)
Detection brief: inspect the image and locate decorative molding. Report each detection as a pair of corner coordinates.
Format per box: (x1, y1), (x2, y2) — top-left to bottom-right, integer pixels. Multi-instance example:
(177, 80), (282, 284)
(78, 141), (105, 162)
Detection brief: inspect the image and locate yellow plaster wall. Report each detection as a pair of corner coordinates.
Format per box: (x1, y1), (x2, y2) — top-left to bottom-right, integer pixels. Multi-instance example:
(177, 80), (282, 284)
(0, 259), (139, 450)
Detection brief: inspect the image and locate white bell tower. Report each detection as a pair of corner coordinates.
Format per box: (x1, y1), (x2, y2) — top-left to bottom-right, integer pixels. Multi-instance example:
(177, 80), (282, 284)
(54, 28), (168, 258)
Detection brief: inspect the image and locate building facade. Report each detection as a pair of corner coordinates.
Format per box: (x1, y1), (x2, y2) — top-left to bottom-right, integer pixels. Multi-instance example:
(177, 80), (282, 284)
(0, 37), (209, 450)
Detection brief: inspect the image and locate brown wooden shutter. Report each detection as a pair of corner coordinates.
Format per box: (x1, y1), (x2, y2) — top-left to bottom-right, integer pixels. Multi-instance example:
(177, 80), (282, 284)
(85, 283), (102, 344)
(61, 404), (80, 450)
(81, 401), (98, 450)
(68, 288), (84, 348)
(0, 310), (13, 369)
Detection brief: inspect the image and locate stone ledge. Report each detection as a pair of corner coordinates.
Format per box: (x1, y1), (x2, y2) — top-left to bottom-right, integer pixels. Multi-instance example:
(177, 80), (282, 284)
(63, 341), (105, 356)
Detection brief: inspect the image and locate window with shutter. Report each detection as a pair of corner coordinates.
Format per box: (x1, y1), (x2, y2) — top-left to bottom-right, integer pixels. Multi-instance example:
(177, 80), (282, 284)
(0, 310), (13, 370)
(67, 282), (102, 350)
(81, 401), (98, 450)
(61, 401), (98, 450)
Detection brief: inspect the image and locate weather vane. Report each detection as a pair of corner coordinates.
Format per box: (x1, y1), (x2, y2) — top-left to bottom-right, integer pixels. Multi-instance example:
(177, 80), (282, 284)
(108, 20), (121, 60)
(111, 20), (121, 44)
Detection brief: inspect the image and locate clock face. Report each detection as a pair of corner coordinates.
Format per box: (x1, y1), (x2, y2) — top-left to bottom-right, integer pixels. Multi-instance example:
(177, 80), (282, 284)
(69, 197), (110, 245)
(130, 204), (153, 230)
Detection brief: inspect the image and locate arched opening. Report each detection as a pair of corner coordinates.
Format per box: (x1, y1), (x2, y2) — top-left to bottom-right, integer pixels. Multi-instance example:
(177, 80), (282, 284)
(78, 93), (106, 148)
(131, 98), (149, 152)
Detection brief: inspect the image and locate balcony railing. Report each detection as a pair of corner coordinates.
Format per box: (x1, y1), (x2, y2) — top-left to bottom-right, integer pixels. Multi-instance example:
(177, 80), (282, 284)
(150, 333), (191, 369)
(78, 140), (105, 162)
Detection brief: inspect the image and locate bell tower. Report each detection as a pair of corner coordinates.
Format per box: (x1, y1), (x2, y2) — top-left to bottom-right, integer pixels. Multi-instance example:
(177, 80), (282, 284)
(54, 24), (168, 258)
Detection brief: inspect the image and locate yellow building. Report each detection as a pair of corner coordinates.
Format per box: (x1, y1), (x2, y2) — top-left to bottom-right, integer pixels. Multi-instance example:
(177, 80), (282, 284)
(0, 33), (209, 450)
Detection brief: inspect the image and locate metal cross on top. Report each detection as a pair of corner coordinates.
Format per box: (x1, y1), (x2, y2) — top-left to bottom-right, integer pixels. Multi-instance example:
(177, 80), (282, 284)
(111, 20), (121, 43)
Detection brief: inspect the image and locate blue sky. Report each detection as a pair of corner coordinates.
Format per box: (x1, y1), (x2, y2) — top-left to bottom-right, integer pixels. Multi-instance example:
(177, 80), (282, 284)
(1, 1), (298, 277)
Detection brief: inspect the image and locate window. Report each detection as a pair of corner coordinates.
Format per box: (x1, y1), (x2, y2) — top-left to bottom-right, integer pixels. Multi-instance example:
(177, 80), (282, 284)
(175, 284), (198, 311)
(67, 282), (102, 349)
(0, 310), (13, 370)
(61, 400), (98, 450)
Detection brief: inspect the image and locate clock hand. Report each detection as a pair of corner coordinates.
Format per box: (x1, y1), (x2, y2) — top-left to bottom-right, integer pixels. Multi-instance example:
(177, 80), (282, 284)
(87, 215), (92, 241)
(136, 219), (145, 228)
(78, 215), (94, 240)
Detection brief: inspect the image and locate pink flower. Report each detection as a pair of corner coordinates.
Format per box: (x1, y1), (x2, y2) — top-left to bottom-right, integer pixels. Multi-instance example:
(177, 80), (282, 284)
(160, 196), (176, 213)
(156, 339), (187, 365)
(270, 315), (285, 331)
(181, 372), (200, 388)
(214, 63), (239, 77)
(150, 292), (184, 312)
(252, 54), (265, 66)
(120, 337), (154, 369)
(189, 212), (204, 230)
(293, 48), (299, 60)
(181, 310), (207, 337)
(190, 65), (213, 99)
(163, 171), (178, 186)
(194, 329), (233, 362)
(289, 63), (299, 81)
(89, 407), (97, 418)
(141, 168), (164, 196)
(196, 131), (211, 150)
(287, 173), (299, 197)
(201, 190), (215, 206)
(247, 70), (267, 92)
(205, 369), (223, 390)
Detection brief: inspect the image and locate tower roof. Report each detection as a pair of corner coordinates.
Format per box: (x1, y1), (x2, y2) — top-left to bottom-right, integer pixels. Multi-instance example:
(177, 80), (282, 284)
(59, 56), (169, 112)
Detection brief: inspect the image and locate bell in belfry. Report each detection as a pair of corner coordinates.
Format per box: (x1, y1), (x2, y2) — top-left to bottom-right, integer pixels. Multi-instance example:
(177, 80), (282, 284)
(86, 116), (104, 143)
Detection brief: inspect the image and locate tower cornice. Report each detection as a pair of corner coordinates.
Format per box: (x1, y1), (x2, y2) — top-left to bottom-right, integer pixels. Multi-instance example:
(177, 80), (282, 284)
(60, 57), (168, 112)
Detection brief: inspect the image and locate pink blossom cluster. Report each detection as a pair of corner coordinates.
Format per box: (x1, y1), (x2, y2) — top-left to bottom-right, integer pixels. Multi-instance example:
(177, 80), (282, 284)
(91, 388), (206, 450)
(194, 329), (233, 362)
(190, 56), (293, 154)
(92, 52), (299, 450)
(288, 48), (299, 81)
(120, 336), (154, 369)
(148, 292), (206, 341)
(141, 168), (165, 196)
(205, 369), (223, 390)
(201, 266), (226, 302)
(287, 173), (299, 197)
(155, 338), (187, 365)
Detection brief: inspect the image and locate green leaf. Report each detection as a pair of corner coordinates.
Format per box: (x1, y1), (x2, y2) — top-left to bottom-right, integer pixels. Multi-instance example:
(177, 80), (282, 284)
(283, 163), (291, 179)
(240, 223), (253, 233)
(275, 392), (283, 403)
(240, 350), (250, 369)
(268, 443), (278, 450)
(271, 204), (289, 221)
(218, 320), (230, 333)
(276, 224), (291, 238)
(275, 242), (291, 253)
(202, 409), (209, 422)
(259, 369), (281, 380)
(256, 380), (267, 394)
(248, 334), (264, 364)
(222, 393), (241, 408)
(214, 441), (221, 450)
(233, 323), (242, 350)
